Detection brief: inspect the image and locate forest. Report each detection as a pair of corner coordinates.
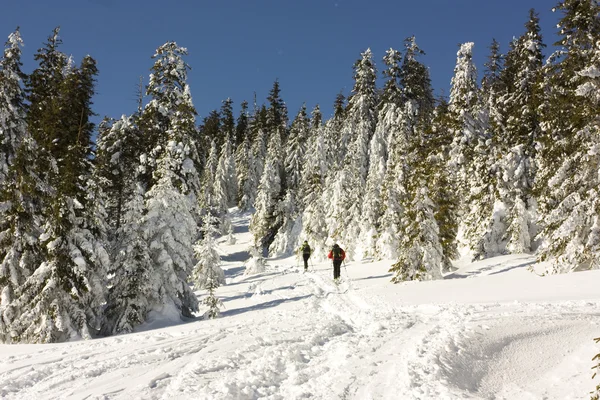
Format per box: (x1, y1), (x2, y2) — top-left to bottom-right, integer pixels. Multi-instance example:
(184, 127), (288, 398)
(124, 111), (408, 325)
(0, 0), (599, 344)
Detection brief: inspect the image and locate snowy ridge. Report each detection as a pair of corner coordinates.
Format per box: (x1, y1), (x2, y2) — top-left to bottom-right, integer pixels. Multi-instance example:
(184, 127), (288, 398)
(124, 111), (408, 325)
(0, 211), (599, 399)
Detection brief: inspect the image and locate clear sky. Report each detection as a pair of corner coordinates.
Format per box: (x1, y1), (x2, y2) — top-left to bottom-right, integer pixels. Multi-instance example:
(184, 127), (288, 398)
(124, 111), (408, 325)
(1, 0), (560, 126)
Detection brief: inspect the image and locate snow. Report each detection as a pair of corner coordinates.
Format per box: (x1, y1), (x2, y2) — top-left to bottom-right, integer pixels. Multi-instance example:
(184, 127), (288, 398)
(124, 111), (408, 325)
(0, 210), (599, 399)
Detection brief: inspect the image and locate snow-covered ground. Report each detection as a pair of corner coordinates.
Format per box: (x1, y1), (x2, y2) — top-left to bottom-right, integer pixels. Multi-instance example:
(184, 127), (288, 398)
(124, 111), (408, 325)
(1, 210), (599, 400)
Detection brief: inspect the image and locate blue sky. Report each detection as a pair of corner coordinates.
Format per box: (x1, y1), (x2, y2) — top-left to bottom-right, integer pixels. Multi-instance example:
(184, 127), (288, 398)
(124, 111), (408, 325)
(1, 0), (560, 125)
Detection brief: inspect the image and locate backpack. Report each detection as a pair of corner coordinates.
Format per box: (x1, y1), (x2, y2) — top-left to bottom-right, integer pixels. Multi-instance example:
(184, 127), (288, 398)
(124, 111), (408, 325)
(301, 243), (311, 255)
(332, 246), (343, 260)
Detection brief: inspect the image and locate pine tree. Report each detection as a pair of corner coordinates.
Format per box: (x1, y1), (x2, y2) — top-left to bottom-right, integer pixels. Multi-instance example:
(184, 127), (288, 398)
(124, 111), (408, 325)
(200, 140), (218, 212)
(427, 99), (460, 271)
(95, 115), (142, 235)
(497, 9), (545, 255)
(285, 104), (309, 194)
(0, 28), (26, 183)
(448, 42), (480, 200)
(139, 42), (201, 318)
(269, 105), (309, 256)
(361, 48), (401, 258)
(8, 29), (110, 343)
(139, 42), (201, 205)
(192, 213), (225, 290)
(250, 131), (283, 249)
(331, 49), (377, 257)
(235, 100), (254, 209)
(213, 133), (236, 216)
(102, 182), (153, 335)
(300, 105), (329, 256)
(389, 127), (444, 282)
(0, 29), (47, 343)
(535, 0), (600, 273)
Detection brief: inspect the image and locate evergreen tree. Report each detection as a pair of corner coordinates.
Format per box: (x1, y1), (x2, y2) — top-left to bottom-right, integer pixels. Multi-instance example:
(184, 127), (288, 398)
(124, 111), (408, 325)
(426, 99), (460, 271)
(361, 48), (401, 258)
(102, 182), (153, 335)
(269, 104), (309, 256)
(192, 213), (225, 290)
(535, 0), (600, 273)
(213, 126), (236, 216)
(95, 115), (142, 235)
(199, 110), (221, 150)
(0, 28), (26, 183)
(250, 131), (283, 250)
(400, 36), (435, 119)
(139, 42), (201, 318)
(497, 9), (545, 254)
(285, 104), (309, 193)
(0, 29), (47, 343)
(199, 140), (218, 212)
(235, 99), (249, 147)
(330, 48), (377, 257)
(300, 105), (329, 256)
(9, 28), (110, 343)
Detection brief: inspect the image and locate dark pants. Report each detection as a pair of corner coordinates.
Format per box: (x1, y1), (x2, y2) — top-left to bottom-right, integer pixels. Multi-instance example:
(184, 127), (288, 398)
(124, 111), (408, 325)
(302, 254), (310, 270)
(333, 260), (342, 279)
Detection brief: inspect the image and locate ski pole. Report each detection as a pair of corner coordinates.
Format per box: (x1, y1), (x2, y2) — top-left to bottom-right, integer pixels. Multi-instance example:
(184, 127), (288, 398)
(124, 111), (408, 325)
(343, 259), (351, 279)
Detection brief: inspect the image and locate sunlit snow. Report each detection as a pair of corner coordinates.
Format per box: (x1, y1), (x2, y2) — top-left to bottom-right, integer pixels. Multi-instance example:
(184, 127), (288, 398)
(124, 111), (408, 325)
(0, 209), (598, 399)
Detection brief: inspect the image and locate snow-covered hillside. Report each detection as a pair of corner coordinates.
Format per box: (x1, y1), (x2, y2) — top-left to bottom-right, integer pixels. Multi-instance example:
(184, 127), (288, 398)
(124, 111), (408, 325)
(1, 210), (599, 400)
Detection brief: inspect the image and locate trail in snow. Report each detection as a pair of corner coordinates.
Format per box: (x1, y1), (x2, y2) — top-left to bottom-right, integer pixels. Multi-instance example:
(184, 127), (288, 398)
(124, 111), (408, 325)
(0, 210), (599, 399)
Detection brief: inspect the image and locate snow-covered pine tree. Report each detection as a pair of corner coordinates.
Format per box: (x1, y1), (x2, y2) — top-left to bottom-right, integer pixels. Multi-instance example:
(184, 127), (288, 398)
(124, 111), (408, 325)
(0, 28), (26, 183)
(447, 42), (499, 259)
(329, 49), (377, 257)
(300, 105), (329, 256)
(102, 182), (153, 335)
(535, 0), (600, 274)
(360, 48), (401, 259)
(0, 29), (47, 343)
(213, 132), (236, 216)
(425, 98), (460, 271)
(284, 104), (309, 195)
(139, 42), (201, 318)
(448, 42), (480, 200)
(250, 130), (283, 250)
(400, 36), (435, 120)
(95, 115), (142, 236)
(377, 37), (435, 260)
(497, 9), (545, 255)
(234, 100), (256, 210)
(192, 213), (225, 290)
(248, 104), (269, 207)
(217, 98), (238, 206)
(389, 135), (444, 282)
(269, 105), (309, 256)
(8, 30), (110, 343)
(200, 140), (218, 212)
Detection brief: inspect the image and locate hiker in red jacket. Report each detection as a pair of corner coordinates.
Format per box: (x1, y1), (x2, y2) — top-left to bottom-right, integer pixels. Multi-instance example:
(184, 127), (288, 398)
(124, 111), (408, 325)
(327, 243), (346, 281)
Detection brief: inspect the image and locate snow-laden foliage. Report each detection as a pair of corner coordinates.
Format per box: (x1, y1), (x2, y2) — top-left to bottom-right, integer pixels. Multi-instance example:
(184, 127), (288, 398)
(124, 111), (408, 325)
(0, 29), (26, 183)
(192, 214), (225, 290)
(244, 245), (266, 276)
(103, 182), (153, 335)
(250, 130), (283, 250)
(143, 174), (198, 318)
(329, 48), (377, 258)
(359, 48), (400, 259)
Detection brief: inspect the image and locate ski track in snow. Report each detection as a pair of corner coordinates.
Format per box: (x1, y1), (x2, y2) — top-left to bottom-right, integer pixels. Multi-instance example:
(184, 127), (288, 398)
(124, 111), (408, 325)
(0, 213), (599, 399)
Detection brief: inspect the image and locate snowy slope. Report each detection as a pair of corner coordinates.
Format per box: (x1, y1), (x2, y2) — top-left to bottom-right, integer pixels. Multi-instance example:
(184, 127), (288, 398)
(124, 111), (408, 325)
(0, 210), (599, 400)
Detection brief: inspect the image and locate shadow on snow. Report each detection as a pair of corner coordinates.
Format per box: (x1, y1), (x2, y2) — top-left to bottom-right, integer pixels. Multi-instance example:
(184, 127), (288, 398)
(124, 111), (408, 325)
(221, 295), (312, 318)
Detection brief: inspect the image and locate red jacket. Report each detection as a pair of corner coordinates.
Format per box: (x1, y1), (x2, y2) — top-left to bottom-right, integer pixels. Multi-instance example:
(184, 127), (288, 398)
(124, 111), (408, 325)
(327, 248), (346, 261)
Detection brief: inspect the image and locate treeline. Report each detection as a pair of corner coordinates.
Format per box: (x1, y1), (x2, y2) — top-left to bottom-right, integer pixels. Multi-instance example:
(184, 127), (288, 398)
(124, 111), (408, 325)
(0, 1), (599, 343)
